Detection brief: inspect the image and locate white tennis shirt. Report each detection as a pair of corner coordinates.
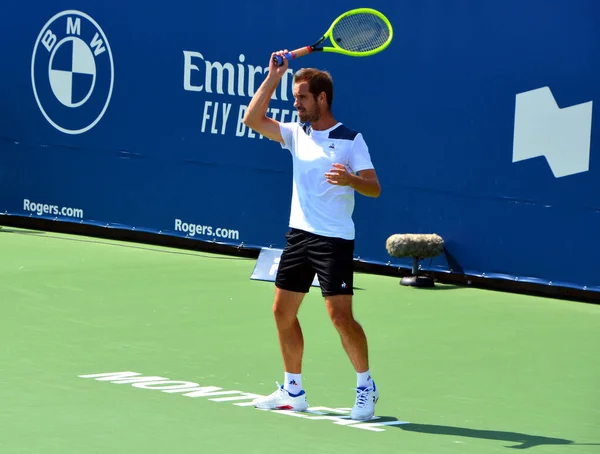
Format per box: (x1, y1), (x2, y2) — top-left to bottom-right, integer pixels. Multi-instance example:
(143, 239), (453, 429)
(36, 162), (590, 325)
(278, 121), (374, 240)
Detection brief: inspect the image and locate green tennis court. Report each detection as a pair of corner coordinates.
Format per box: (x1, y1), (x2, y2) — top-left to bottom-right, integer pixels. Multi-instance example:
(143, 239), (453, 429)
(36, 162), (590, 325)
(1, 227), (598, 453)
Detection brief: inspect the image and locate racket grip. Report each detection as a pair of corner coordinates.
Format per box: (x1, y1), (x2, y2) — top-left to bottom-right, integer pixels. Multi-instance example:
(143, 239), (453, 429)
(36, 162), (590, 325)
(273, 52), (294, 66)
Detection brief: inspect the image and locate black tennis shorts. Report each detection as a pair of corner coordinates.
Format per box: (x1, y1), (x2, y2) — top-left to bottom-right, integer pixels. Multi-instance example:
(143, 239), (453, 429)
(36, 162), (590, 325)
(275, 228), (354, 297)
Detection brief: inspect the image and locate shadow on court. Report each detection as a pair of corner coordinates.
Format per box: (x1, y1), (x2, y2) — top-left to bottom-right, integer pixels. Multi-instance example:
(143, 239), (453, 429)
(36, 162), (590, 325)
(0, 228), (250, 260)
(386, 282), (464, 291)
(374, 417), (593, 449)
(0, 227), (45, 235)
(416, 284), (463, 291)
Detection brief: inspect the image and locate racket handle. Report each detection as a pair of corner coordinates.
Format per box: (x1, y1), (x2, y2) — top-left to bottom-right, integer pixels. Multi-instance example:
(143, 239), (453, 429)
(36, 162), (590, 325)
(273, 47), (313, 66)
(273, 52), (294, 66)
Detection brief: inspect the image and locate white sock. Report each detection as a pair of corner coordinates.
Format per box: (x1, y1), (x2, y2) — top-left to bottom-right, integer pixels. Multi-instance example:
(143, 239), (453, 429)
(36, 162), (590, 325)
(284, 372), (302, 395)
(357, 370), (373, 389)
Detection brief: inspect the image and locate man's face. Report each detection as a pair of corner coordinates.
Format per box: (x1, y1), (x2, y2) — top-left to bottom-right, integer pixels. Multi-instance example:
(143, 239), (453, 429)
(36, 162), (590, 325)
(293, 81), (321, 123)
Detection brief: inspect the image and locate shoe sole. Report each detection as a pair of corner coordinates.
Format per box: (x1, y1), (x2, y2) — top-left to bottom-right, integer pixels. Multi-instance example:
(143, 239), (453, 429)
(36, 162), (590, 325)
(254, 403), (309, 411)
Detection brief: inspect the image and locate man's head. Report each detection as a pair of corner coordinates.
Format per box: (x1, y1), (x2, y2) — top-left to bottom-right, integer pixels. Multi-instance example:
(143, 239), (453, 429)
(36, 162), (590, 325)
(293, 68), (334, 123)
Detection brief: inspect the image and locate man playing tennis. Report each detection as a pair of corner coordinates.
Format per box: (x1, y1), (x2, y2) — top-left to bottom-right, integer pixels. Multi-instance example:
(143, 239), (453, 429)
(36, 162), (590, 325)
(242, 50), (381, 420)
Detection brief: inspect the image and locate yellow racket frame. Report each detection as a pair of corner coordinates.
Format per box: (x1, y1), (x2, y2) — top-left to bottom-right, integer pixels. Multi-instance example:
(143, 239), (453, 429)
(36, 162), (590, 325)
(274, 8), (393, 65)
(321, 7), (394, 56)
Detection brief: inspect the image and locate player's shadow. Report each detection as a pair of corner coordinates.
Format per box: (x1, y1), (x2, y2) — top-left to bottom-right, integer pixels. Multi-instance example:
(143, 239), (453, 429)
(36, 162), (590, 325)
(375, 417), (593, 449)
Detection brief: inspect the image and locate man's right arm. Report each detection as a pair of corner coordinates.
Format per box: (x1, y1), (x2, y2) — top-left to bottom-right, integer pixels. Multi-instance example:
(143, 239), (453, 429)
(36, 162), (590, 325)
(242, 51), (289, 144)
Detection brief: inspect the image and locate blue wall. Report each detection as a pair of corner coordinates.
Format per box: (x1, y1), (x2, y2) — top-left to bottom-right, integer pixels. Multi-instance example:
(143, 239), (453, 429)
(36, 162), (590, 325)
(1, 0), (599, 292)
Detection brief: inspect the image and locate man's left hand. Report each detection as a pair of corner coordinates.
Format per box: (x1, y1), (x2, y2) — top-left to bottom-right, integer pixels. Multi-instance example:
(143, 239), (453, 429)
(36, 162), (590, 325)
(325, 163), (354, 186)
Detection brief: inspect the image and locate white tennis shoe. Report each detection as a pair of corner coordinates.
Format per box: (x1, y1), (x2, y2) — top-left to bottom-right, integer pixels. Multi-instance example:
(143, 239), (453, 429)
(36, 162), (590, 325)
(253, 382), (309, 411)
(350, 382), (379, 420)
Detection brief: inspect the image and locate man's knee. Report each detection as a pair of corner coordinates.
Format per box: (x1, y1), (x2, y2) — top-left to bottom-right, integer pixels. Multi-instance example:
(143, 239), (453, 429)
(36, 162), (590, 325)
(326, 295), (356, 330)
(272, 301), (293, 324)
(272, 288), (304, 326)
(330, 312), (356, 331)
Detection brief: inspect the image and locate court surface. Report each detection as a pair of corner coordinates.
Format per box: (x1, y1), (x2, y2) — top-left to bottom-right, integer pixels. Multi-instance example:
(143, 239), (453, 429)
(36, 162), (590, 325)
(1, 227), (598, 453)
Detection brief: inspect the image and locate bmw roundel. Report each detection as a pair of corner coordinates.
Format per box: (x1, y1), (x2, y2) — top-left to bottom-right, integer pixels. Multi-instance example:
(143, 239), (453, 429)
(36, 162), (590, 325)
(31, 10), (114, 135)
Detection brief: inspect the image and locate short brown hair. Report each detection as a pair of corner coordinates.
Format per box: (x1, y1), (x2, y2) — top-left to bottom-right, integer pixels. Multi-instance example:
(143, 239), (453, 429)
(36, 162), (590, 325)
(294, 68), (334, 110)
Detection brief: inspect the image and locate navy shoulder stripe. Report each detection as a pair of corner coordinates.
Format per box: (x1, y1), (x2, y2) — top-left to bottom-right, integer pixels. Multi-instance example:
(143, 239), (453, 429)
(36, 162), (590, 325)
(300, 122), (312, 136)
(329, 124), (359, 140)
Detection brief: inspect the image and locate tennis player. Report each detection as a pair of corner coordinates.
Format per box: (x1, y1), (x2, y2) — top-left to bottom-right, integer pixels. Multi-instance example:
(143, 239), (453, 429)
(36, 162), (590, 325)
(242, 50), (381, 420)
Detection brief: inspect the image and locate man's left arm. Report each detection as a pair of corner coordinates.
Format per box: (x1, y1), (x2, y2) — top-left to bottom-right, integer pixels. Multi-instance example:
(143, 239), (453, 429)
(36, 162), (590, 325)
(349, 168), (381, 198)
(346, 132), (381, 198)
(325, 164), (381, 197)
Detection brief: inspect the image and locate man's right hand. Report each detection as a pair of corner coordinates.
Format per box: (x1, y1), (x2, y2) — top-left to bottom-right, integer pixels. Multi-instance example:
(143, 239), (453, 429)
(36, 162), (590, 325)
(268, 50), (290, 78)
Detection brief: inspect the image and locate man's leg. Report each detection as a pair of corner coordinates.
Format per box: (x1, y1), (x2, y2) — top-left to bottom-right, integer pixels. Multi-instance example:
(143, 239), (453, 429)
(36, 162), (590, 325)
(252, 229), (313, 411)
(310, 234), (379, 420)
(252, 287), (311, 412)
(324, 295), (369, 374)
(273, 287), (305, 379)
(309, 234), (369, 377)
(325, 294), (378, 420)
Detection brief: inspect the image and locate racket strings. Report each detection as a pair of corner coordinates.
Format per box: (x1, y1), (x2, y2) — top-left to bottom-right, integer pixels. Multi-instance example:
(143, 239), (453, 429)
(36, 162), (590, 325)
(331, 13), (390, 52)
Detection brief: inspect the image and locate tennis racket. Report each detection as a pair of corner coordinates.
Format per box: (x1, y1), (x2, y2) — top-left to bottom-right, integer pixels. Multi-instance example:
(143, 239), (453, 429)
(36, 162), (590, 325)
(273, 8), (393, 66)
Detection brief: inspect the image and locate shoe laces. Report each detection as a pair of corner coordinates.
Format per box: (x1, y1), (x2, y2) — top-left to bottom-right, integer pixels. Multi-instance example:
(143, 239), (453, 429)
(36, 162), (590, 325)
(354, 387), (373, 408)
(273, 382), (285, 394)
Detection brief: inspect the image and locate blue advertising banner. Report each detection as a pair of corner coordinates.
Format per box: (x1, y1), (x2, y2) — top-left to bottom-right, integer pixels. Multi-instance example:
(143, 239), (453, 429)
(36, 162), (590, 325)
(0, 0), (598, 293)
